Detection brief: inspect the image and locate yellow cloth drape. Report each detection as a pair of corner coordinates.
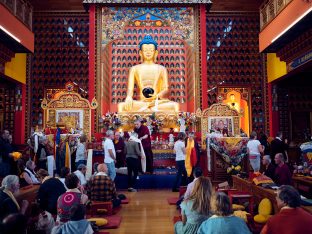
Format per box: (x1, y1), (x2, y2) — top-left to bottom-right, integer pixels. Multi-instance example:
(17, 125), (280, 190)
(185, 138), (194, 177)
(65, 142), (71, 169)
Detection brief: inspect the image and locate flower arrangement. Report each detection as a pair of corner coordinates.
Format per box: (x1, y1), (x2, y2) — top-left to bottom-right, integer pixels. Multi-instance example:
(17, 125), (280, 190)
(177, 112), (197, 132)
(147, 112), (163, 134)
(99, 112), (121, 130)
(227, 165), (241, 175)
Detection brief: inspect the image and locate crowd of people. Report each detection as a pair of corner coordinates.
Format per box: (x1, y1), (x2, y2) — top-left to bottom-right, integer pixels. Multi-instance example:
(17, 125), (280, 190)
(0, 160), (122, 233)
(1, 124), (312, 234)
(247, 131), (293, 186)
(174, 177), (312, 234)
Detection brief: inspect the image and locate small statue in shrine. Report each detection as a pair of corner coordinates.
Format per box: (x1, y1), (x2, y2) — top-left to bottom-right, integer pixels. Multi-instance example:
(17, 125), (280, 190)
(179, 118), (186, 133)
(168, 134), (175, 147)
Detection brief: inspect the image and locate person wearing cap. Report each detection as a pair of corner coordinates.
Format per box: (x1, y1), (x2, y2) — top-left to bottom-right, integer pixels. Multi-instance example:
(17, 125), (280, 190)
(74, 164), (87, 187)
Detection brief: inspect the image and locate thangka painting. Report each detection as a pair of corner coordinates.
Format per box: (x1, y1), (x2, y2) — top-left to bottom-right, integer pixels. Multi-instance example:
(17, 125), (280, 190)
(208, 116), (234, 137)
(56, 110), (84, 130)
(100, 7), (197, 113)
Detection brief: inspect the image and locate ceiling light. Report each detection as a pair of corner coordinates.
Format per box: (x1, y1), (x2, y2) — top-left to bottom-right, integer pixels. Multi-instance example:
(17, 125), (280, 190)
(0, 25), (21, 43)
(271, 6), (312, 43)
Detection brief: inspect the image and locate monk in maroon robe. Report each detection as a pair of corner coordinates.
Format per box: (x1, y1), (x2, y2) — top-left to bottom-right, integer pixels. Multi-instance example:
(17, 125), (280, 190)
(134, 119), (153, 173)
(114, 132), (125, 168)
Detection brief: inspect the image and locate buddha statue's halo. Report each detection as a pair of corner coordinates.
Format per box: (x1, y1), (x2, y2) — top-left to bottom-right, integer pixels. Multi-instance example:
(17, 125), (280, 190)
(139, 34), (158, 50)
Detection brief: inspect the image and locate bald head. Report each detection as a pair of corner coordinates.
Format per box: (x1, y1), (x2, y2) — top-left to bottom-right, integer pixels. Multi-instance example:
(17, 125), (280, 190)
(97, 163), (108, 173)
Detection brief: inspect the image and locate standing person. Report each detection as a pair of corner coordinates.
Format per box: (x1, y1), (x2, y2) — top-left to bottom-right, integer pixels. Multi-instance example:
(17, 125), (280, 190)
(247, 131), (264, 172)
(259, 133), (270, 155)
(185, 132), (200, 177)
(37, 137), (48, 170)
(125, 132), (141, 192)
(75, 134), (87, 169)
(172, 132), (188, 192)
(104, 130), (117, 181)
(197, 192), (251, 234)
(134, 119), (153, 174)
(114, 131), (126, 168)
(274, 153), (292, 185)
(174, 177), (212, 234)
(270, 132), (288, 163)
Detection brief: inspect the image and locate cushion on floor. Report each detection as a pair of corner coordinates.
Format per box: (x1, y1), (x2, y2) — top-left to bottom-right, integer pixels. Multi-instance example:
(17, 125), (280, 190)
(99, 215), (122, 229)
(167, 197), (179, 205)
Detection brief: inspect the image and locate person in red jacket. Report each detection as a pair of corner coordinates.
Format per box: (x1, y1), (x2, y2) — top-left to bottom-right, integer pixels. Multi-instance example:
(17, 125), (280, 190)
(261, 185), (312, 234)
(274, 153), (292, 185)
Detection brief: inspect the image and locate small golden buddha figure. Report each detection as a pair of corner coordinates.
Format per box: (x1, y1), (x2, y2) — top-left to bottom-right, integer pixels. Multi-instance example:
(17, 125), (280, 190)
(118, 35), (179, 112)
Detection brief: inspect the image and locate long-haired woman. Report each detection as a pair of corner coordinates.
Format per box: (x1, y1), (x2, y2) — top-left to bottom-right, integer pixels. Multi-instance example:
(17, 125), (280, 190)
(174, 177), (212, 234)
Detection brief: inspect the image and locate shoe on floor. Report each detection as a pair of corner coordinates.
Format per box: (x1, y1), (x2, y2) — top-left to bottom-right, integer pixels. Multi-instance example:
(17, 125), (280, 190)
(172, 188), (179, 192)
(129, 188), (137, 192)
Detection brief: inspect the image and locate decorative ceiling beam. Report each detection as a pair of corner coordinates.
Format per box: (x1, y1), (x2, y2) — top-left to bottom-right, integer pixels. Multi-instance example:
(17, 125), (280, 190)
(82, 0), (212, 4)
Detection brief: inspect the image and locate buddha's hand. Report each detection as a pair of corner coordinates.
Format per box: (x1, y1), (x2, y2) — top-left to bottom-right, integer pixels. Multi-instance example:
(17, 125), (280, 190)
(146, 94), (158, 100)
(124, 96), (133, 111)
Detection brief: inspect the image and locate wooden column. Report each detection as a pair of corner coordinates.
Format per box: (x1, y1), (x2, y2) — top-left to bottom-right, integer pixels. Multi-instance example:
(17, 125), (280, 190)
(199, 4), (208, 109)
(89, 4), (96, 134)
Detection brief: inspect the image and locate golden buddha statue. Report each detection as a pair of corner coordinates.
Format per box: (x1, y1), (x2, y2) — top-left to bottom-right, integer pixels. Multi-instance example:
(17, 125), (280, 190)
(118, 35), (179, 112)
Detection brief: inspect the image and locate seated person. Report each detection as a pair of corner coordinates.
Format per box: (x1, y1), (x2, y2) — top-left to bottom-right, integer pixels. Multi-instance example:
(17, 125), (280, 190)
(184, 167), (203, 200)
(37, 169), (66, 215)
(1, 213), (27, 234)
(57, 174), (88, 223)
(58, 167), (70, 190)
(52, 204), (93, 234)
(74, 164), (87, 187)
(88, 163), (120, 207)
(274, 153), (292, 185)
(0, 175), (29, 221)
(175, 177), (212, 234)
(197, 192), (251, 234)
(261, 185), (312, 234)
(27, 203), (55, 234)
(262, 155), (276, 180)
(19, 160), (40, 186)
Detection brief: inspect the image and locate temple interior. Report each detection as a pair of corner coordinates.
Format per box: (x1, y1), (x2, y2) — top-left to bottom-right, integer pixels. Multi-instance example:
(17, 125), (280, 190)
(0, 0), (312, 234)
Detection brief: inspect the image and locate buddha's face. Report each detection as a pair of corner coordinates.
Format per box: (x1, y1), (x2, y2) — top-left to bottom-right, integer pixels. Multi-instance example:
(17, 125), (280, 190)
(140, 44), (157, 62)
(230, 94), (235, 102)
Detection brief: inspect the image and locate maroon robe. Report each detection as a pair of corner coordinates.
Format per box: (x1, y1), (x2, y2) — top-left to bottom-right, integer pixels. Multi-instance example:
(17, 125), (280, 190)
(114, 137), (125, 168)
(135, 125), (153, 173)
(275, 163), (292, 185)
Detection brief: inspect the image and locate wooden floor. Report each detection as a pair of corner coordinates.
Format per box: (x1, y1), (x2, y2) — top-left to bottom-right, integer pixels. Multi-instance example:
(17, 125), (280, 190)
(109, 190), (179, 234)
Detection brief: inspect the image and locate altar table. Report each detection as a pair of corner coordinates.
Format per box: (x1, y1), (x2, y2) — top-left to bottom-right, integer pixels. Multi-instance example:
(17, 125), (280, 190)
(232, 175), (312, 215)
(292, 175), (312, 199)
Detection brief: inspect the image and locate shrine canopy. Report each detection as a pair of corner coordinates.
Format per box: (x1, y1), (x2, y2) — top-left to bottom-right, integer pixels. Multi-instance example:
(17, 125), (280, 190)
(41, 82), (98, 138)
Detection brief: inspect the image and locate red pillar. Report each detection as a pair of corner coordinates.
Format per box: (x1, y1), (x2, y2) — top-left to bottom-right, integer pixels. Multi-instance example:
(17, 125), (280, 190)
(200, 5), (208, 110)
(13, 84), (26, 144)
(89, 4), (96, 135)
